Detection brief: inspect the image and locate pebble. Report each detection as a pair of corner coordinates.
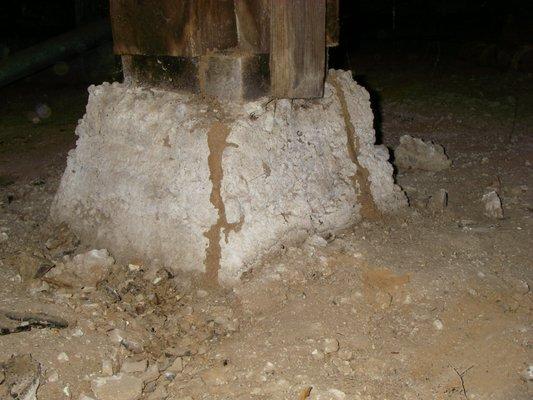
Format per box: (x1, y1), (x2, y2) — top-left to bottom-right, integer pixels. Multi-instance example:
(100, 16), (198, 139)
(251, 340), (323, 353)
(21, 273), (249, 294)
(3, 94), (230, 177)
(166, 357), (183, 374)
(521, 365), (533, 381)
(482, 190), (504, 219)
(79, 395), (96, 400)
(433, 319), (444, 330)
(120, 359), (147, 374)
(47, 370), (59, 383)
(323, 338), (340, 354)
(140, 364), (160, 384)
(328, 388), (347, 399)
(57, 352), (69, 362)
(91, 374), (143, 400)
(312, 349), (325, 360)
(102, 360), (114, 376)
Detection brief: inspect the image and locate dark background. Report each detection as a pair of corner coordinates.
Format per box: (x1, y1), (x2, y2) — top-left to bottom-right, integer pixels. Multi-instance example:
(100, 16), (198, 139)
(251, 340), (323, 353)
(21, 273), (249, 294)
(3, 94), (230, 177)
(1, 0), (532, 63)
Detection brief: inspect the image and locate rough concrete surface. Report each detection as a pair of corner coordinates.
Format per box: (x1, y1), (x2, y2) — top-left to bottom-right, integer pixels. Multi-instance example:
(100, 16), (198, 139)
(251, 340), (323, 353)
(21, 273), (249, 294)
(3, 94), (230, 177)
(51, 69), (406, 284)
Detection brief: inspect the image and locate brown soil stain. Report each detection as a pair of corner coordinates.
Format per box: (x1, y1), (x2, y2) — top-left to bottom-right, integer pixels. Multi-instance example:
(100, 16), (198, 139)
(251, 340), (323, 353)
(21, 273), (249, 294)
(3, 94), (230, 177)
(203, 122), (243, 286)
(362, 267), (411, 291)
(330, 75), (380, 219)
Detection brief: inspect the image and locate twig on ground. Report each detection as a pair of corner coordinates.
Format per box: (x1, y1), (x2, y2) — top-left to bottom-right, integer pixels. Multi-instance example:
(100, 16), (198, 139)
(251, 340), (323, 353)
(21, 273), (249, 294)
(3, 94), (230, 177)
(451, 364), (474, 399)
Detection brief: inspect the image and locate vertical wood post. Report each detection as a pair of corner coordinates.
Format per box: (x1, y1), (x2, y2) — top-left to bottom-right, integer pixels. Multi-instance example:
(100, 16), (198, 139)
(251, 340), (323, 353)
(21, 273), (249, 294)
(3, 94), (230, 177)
(270, 0), (326, 98)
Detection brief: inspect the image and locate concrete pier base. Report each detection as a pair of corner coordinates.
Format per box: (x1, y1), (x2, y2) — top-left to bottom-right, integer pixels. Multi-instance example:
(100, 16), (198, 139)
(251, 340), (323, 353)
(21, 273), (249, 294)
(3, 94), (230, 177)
(51, 70), (406, 285)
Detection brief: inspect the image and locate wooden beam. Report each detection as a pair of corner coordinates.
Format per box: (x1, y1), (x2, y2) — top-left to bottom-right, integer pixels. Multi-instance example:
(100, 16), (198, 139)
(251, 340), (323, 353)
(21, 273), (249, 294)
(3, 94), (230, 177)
(270, 0), (326, 98)
(110, 0), (238, 57)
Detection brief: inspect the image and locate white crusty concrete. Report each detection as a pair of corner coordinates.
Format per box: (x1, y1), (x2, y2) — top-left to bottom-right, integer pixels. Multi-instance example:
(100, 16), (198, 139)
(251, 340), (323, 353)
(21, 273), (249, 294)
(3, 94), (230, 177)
(51, 70), (407, 285)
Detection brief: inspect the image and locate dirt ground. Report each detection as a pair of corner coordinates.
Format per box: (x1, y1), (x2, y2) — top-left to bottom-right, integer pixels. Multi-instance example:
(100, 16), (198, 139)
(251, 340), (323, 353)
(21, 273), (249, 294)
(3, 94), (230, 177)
(0, 55), (532, 400)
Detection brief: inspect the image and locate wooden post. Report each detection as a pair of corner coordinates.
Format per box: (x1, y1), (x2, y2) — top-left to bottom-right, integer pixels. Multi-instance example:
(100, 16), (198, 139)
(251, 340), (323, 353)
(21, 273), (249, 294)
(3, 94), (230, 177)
(270, 0), (326, 98)
(110, 0), (335, 100)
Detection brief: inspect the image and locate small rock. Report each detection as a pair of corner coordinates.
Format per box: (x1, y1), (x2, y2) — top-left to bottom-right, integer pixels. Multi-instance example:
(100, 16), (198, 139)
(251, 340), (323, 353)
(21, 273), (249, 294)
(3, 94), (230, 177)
(57, 352), (69, 362)
(323, 338), (340, 354)
(428, 189), (448, 211)
(166, 357), (183, 374)
(108, 329), (144, 353)
(0, 355), (41, 400)
(91, 374), (143, 400)
(102, 360), (114, 376)
(311, 349), (325, 360)
(120, 359), (147, 374)
(433, 319), (444, 330)
(521, 365), (533, 381)
(328, 388), (347, 400)
(0, 232), (8, 242)
(79, 395), (96, 400)
(304, 234), (328, 248)
(140, 364), (159, 384)
(47, 370), (59, 383)
(482, 190), (504, 219)
(394, 135), (452, 172)
(146, 385), (167, 400)
(45, 249), (114, 288)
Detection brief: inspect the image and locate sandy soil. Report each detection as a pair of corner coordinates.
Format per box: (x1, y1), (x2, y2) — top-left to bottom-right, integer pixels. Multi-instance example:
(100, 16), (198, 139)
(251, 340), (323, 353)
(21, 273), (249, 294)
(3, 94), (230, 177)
(0, 57), (532, 400)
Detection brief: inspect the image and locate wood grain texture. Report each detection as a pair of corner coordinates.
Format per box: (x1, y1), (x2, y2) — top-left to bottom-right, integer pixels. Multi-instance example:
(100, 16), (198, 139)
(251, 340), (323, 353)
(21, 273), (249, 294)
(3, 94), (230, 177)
(270, 0), (326, 98)
(110, 0), (238, 57)
(234, 0), (270, 53)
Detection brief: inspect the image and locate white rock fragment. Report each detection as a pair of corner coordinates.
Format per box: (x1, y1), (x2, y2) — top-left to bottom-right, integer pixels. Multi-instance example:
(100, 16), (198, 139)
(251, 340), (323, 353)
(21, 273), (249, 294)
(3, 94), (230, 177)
(91, 374), (143, 400)
(433, 319), (444, 330)
(57, 352), (69, 362)
(323, 338), (340, 354)
(394, 135), (452, 172)
(482, 190), (504, 219)
(328, 388), (347, 400)
(521, 365), (533, 381)
(304, 234), (328, 248)
(312, 349), (325, 360)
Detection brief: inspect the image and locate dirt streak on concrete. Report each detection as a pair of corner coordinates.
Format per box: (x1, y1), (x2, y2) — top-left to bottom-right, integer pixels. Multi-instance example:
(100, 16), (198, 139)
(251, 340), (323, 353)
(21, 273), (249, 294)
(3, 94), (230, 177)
(203, 122), (243, 285)
(330, 75), (380, 219)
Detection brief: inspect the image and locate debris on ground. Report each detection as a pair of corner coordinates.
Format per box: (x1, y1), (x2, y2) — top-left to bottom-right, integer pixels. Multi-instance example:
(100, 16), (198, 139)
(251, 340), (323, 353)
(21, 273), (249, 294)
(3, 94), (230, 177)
(43, 249), (114, 288)
(0, 355), (41, 400)
(394, 135), (452, 171)
(0, 310), (68, 335)
(482, 190), (504, 219)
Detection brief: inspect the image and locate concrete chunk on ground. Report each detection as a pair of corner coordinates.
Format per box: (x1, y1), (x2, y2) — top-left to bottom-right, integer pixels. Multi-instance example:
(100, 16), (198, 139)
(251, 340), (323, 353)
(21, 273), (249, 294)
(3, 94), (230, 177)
(44, 249), (114, 288)
(394, 135), (452, 172)
(482, 190), (504, 219)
